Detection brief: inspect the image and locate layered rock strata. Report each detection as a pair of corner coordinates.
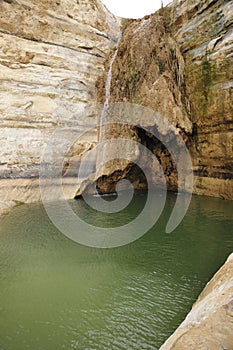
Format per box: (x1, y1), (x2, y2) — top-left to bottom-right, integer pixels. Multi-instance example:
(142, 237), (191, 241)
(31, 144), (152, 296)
(94, 0), (233, 199)
(0, 0), (120, 215)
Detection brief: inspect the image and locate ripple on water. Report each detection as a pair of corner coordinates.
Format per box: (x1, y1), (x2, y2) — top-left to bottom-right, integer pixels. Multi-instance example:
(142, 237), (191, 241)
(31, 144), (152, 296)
(0, 193), (232, 349)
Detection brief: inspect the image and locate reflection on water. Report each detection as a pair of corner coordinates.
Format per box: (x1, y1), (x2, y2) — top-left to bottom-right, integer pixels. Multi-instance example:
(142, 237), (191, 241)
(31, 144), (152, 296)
(0, 193), (232, 349)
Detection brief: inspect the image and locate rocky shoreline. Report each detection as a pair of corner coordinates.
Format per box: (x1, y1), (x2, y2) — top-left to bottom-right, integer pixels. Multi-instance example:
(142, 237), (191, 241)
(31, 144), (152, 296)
(0, 199), (17, 218)
(0, 177), (81, 218)
(160, 253), (233, 349)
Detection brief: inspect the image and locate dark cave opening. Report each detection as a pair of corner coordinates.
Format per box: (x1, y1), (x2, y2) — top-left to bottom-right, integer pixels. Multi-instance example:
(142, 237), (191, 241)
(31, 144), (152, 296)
(94, 125), (179, 195)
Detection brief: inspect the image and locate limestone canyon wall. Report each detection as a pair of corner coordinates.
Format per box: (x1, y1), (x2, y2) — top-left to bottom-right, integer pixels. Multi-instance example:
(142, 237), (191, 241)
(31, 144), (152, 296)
(95, 0), (233, 199)
(0, 0), (120, 213)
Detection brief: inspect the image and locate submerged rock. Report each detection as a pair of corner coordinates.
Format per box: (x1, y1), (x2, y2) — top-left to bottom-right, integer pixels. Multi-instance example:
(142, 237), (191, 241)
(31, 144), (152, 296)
(0, 199), (17, 218)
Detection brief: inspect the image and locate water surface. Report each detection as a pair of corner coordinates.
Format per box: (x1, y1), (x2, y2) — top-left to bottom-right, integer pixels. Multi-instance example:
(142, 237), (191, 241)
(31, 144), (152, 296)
(0, 193), (232, 349)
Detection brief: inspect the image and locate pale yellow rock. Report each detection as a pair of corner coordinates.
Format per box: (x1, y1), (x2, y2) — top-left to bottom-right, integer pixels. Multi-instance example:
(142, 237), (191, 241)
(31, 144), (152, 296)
(32, 97), (56, 114)
(0, 199), (18, 218)
(160, 253), (233, 350)
(0, 0), (121, 207)
(0, 0), (120, 179)
(0, 177), (83, 218)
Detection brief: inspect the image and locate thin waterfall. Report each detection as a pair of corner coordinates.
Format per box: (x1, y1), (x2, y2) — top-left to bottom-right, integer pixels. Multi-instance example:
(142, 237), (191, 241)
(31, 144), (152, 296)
(99, 33), (122, 143)
(78, 35), (122, 195)
(97, 33), (122, 171)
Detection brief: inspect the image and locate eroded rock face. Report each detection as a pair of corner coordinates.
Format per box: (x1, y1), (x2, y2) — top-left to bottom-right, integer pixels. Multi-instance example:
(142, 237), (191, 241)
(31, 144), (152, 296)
(95, 12), (193, 194)
(94, 0), (233, 199)
(0, 0), (120, 211)
(173, 0), (233, 199)
(160, 253), (233, 350)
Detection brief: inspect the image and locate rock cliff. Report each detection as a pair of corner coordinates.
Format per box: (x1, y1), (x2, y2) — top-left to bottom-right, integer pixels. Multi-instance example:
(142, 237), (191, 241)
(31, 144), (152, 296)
(0, 0), (120, 215)
(160, 253), (233, 350)
(95, 0), (233, 199)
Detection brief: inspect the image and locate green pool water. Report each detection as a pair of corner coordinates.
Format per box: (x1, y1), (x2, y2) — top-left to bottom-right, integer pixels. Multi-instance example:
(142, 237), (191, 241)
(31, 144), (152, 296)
(0, 193), (232, 350)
